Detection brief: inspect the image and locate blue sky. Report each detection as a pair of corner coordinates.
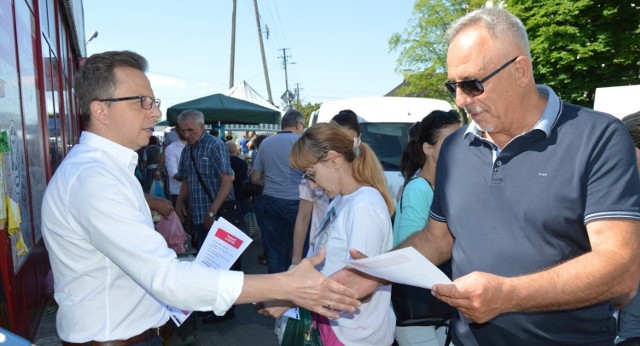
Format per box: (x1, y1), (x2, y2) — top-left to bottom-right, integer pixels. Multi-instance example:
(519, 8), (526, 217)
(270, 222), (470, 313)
(83, 0), (416, 119)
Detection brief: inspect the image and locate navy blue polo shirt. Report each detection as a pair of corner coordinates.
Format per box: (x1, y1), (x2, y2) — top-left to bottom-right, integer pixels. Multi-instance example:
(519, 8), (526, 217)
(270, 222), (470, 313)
(430, 85), (640, 345)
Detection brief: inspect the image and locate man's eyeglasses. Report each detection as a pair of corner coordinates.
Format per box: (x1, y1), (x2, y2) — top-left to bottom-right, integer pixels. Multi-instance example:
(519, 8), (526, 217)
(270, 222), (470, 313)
(444, 57), (518, 97)
(98, 96), (161, 110)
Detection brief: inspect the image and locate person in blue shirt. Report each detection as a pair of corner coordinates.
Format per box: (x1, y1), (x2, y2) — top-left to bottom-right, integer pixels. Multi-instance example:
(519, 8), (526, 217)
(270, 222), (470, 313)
(334, 8), (640, 345)
(239, 133), (250, 157)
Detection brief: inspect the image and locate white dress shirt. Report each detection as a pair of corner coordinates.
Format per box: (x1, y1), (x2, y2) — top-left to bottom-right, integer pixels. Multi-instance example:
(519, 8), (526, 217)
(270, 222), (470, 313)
(164, 139), (186, 196)
(42, 131), (243, 343)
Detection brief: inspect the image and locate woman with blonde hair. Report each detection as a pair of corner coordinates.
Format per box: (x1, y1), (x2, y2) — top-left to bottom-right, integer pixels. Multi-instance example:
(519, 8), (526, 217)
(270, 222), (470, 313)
(260, 122), (395, 345)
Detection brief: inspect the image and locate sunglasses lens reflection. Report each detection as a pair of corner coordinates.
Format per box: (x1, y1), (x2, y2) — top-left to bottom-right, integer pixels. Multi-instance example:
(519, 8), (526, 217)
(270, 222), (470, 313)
(445, 80), (484, 97)
(460, 81), (483, 96)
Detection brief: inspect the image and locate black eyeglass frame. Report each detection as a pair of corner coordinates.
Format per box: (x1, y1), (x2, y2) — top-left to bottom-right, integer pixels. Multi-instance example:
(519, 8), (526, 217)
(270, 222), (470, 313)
(97, 95), (161, 110)
(444, 56), (519, 97)
(302, 152), (329, 183)
(302, 171), (316, 183)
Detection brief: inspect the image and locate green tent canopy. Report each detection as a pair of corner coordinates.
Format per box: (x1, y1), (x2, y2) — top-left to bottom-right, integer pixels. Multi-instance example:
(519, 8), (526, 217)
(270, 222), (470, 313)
(166, 93), (281, 125)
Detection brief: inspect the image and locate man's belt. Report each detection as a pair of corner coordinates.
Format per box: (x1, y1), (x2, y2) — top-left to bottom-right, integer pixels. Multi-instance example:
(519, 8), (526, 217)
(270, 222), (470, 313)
(61, 326), (162, 346)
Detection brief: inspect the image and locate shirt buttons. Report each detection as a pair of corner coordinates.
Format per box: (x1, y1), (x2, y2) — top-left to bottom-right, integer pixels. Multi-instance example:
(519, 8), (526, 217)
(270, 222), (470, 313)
(494, 160), (502, 172)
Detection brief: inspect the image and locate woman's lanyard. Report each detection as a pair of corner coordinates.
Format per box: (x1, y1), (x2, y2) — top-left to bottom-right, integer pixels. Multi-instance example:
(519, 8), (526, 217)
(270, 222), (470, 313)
(310, 206), (336, 254)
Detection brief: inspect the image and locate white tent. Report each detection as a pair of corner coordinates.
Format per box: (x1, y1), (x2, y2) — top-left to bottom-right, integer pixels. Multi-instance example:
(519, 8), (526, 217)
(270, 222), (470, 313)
(226, 80), (282, 115)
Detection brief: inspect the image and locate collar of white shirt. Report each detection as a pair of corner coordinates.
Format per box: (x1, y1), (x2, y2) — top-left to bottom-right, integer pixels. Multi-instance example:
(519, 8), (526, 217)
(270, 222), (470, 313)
(80, 131), (139, 174)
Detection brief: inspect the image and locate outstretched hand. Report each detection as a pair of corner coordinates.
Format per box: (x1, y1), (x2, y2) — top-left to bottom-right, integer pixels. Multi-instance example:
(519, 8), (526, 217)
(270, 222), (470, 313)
(284, 249), (361, 319)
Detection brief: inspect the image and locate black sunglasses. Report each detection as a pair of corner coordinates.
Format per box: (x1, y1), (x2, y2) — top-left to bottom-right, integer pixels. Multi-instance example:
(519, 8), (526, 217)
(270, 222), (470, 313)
(98, 95), (161, 110)
(444, 57), (518, 97)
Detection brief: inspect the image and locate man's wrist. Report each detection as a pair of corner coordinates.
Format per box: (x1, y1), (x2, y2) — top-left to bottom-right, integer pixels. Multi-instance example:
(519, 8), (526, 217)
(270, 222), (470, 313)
(207, 211), (216, 218)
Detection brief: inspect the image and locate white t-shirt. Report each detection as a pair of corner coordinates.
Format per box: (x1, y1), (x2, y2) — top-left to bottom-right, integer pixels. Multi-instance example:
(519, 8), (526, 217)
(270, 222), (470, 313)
(308, 186), (395, 346)
(164, 139), (186, 195)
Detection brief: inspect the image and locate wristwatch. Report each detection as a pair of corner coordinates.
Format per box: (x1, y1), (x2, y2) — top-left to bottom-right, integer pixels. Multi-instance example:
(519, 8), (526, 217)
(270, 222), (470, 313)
(208, 211), (216, 218)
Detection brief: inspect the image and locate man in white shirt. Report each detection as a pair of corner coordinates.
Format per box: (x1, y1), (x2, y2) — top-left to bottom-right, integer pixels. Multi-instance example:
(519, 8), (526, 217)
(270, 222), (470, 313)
(163, 126), (186, 205)
(41, 50), (360, 345)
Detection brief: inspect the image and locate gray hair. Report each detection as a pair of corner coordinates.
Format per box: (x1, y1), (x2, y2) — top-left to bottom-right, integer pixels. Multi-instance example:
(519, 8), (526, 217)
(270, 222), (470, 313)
(226, 140), (239, 155)
(177, 109), (205, 125)
(75, 50), (148, 125)
(445, 7), (531, 59)
(281, 109), (304, 128)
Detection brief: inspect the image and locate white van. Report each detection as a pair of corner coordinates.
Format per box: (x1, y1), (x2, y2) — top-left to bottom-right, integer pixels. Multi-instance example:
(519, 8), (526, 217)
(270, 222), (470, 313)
(309, 96), (452, 199)
(593, 85), (640, 119)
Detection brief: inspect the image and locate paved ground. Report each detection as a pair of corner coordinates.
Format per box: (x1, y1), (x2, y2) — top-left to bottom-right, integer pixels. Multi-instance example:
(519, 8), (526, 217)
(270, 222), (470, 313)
(33, 237), (280, 346)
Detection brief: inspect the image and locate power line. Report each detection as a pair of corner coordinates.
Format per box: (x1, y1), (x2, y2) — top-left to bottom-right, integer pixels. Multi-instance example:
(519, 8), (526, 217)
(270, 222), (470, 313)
(147, 70), (227, 87)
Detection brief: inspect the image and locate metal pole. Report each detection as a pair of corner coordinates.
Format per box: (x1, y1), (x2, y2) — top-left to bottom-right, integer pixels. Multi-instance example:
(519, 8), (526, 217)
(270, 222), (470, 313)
(282, 48), (290, 96)
(253, 0), (273, 104)
(229, 0), (237, 89)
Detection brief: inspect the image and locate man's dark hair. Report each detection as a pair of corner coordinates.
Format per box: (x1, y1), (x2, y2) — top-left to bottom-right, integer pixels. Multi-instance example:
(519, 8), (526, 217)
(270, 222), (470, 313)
(281, 109), (304, 128)
(75, 50), (148, 125)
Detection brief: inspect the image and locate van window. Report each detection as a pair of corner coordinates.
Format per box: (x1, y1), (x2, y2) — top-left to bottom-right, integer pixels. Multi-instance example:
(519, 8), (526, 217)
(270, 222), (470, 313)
(360, 122), (411, 170)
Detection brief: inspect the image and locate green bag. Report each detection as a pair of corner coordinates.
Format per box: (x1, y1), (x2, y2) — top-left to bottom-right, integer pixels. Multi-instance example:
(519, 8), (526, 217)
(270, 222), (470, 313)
(281, 308), (323, 346)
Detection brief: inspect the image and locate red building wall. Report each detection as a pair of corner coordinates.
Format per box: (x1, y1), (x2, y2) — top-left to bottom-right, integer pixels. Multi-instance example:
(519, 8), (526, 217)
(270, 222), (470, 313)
(0, 0), (82, 339)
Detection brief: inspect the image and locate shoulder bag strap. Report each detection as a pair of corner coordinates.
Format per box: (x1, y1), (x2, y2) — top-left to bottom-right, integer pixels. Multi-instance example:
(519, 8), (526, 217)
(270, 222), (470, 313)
(399, 176), (433, 210)
(189, 149), (214, 203)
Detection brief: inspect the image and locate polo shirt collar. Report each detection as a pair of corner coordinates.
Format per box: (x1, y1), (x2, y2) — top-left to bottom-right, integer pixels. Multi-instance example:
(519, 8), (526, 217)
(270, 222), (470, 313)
(463, 84), (562, 141)
(80, 131), (139, 173)
(191, 130), (208, 146)
(534, 84), (561, 137)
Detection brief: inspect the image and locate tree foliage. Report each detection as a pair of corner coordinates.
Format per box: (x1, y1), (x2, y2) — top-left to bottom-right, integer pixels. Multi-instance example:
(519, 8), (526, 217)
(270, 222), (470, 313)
(391, 0), (640, 107)
(291, 101), (321, 125)
(389, 0), (483, 102)
(505, 0), (640, 106)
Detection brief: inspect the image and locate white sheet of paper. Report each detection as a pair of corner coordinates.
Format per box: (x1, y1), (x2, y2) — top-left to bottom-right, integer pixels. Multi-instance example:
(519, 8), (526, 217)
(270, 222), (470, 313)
(167, 216), (252, 326)
(283, 307), (300, 320)
(347, 246), (452, 289)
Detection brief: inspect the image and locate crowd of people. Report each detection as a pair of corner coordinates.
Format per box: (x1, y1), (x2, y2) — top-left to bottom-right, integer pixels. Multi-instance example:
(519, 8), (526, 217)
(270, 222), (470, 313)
(40, 6), (640, 346)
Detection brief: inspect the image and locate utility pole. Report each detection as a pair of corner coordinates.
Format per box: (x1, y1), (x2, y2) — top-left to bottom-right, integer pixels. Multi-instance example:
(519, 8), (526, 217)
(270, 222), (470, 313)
(280, 48), (291, 93)
(295, 83), (301, 107)
(253, 0), (273, 104)
(229, 0), (237, 89)
(279, 48), (295, 106)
